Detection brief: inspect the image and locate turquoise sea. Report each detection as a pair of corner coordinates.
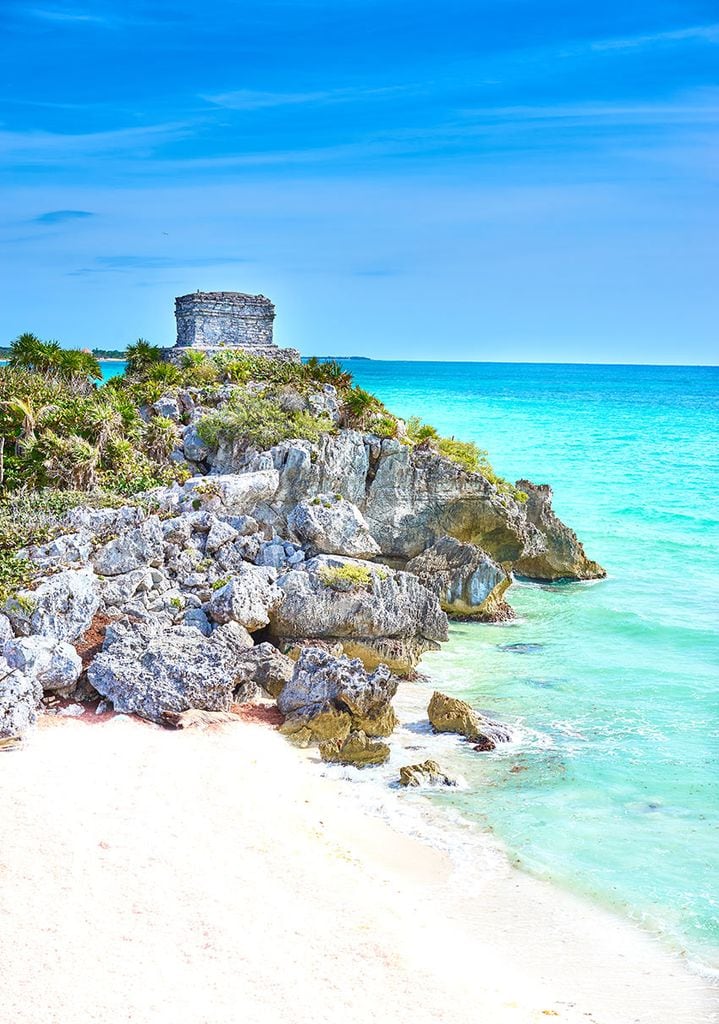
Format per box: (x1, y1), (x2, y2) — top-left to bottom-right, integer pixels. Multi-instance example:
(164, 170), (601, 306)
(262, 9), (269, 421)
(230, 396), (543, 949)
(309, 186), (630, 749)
(98, 359), (718, 969)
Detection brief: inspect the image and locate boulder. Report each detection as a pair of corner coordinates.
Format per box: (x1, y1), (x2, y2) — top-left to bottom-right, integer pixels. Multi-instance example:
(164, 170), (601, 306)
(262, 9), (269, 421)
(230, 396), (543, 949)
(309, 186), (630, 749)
(152, 393), (181, 422)
(61, 504), (144, 541)
(233, 643), (294, 699)
(0, 613), (14, 645)
(319, 730), (390, 767)
(19, 531), (92, 570)
(277, 646), (397, 744)
(288, 493), (381, 558)
(181, 471), (279, 515)
(307, 385), (341, 424)
(406, 536), (514, 621)
(92, 517), (164, 576)
(0, 658), (42, 741)
(183, 424), (210, 463)
(427, 691), (512, 750)
(4, 636), (82, 694)
(205, 517), (239, 554)
(399, 759), (458, 788)
(4, 567), (100, 642)
(270, 555), (447, 675)
(87, 620), (254, 724)
(206, 567), (284, 632)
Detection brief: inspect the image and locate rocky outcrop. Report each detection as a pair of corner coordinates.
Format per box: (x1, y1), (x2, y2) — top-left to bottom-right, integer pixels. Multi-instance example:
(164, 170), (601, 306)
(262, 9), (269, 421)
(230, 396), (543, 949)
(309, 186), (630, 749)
(319, 730), (390, 767)
(277, 646), (397, 747)
(206, 567), (284, 632)
(88, 620), (256, 724)
(241, 432), (603, 580)
(512, 480), (607, 581)
(399, 759), (458, 788)
(181, 471), (279, 515)
(288, 493), (380, 559)
(270, 556), (448, 675)
(4, 636), (81, 695)
(427, 691), (513, 750)
(407, 536), (514, 621)
(232, 643), (294, 700)
(92, 517), (164, 576)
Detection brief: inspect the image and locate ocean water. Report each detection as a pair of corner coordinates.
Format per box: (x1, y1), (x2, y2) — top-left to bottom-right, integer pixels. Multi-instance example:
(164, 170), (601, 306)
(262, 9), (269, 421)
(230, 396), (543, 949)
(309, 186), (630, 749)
(341, 360), (719, 971)
(95, 358), (718, 967)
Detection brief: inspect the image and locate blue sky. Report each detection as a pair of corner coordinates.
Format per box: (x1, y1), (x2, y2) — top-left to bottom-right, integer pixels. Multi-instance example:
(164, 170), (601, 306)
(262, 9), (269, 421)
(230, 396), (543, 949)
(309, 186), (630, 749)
(1, 1), (717, 362)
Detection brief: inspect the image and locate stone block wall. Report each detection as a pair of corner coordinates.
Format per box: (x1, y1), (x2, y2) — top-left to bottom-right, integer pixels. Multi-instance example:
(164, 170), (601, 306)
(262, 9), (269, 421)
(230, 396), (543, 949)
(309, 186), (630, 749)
(175, 292), (275, 349)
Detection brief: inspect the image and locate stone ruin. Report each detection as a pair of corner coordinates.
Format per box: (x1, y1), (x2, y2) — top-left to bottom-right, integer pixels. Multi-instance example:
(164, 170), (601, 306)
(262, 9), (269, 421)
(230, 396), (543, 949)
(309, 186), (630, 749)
(169, 291), (300, 364)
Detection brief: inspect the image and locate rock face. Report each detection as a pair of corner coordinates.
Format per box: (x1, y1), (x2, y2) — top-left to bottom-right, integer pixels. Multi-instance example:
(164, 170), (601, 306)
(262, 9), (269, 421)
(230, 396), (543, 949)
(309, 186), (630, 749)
(270, 556), (448, 675)
(4, 567), (100, 642)
(319, 730), (391, 767)
(0, 658), (42, 740)
(512, 480), (607, 581)
(88, 620), (255, 724)
(427, 691), (513, 750)
(407, 536), (514, 621)
(399, 759), (458, 788)
(181, 472), (279, 515)
(92, 517), (164, 576)
(277, 646), (397, 747)
(206, 567), (284, 631)
(240, 432), (604, 580)
(288, 493), (380, 559)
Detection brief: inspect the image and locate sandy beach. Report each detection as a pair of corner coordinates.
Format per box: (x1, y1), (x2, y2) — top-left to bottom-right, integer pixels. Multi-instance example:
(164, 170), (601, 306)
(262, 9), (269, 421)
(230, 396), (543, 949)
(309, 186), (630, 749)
(1, 713), (716, 1024)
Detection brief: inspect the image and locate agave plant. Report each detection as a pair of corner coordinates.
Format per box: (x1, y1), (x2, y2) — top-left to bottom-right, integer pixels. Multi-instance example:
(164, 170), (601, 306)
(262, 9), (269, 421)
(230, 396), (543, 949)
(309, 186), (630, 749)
(125, 338), (162, 376)
(343, 386), (379, 429)
(41, 430), (100, 490)
(0, 395), (57, 453)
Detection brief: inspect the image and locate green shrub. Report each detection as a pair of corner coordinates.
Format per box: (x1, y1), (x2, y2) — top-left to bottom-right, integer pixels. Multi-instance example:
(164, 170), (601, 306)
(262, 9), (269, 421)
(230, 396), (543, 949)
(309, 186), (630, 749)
(143, 416), (180, 460)
(0, 552), (36, 604)
(197, 392), (334, 453)
(370, 414), (398, 439)
(318, 564), (380, 591)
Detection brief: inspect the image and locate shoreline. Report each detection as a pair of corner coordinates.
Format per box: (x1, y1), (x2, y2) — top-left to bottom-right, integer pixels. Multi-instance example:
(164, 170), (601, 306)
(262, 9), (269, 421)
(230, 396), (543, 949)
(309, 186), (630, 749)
(1, 714), (716, 1024)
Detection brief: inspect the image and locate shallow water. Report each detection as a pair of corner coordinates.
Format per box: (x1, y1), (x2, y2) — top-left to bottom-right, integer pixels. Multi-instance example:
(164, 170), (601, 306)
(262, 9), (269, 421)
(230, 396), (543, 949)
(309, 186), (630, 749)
(342, 360), (719, 969)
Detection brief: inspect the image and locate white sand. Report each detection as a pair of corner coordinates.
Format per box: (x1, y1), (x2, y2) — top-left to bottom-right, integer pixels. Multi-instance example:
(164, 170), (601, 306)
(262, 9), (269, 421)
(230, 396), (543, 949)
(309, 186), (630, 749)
(1, 715), (716, 1024)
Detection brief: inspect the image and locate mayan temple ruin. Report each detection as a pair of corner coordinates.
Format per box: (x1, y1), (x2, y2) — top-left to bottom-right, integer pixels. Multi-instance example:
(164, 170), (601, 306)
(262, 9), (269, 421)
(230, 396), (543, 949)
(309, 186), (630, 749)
(169, 290), (300, 363)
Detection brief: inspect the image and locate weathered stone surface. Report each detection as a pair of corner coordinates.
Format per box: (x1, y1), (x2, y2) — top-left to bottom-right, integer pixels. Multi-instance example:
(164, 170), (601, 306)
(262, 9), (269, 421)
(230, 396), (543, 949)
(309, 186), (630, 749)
(206, 566), (284, 631)
(19, 531), (92, 570)
(92, 517), (164, 576)
(233, 642), (294, 699)
(99, 567), (154, 608)
(319, 730), (390, 766)
(399, 759), (458, 788)
(4, 636), (82, 694)
(62, 504), (144, 541)
(88, 620), (253, 724)
(407, 536), (514, 621)
(288, 493), (380, 558)
(205, 517), (238, 554)
(209, 621), (254, 656)
(0, 657), (41, 740)
(4, 567), (100, 642)
(512, 480), (607, 581)
(183, 424), (210, 463)
(277, 646), (397, 745)
(307, 385), (341, 424)
(182, 472), (279, 515)
(153, 393), (181, 422)
(427, 690), (512, 750)
(270, 556), (447, 675)
(0, 613), (14, 645)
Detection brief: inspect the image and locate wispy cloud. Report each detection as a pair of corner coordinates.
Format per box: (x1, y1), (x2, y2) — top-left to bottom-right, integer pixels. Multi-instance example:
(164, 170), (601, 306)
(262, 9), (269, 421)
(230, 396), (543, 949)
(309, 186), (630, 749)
(589, 24), (719, 52)
(0, 121), (193, 166)
(69, 255), (252, 275)
(24, 7), (113, 25)
(34, 209), (94, 224)
(203, 85), (408, 110)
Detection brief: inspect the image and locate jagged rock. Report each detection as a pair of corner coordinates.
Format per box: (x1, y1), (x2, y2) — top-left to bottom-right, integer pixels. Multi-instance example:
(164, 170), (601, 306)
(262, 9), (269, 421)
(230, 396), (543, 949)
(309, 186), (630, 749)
(407, 536), (514, 621)
(277, 646), (397, 744)
(209, 621), (254, 656)
(427, 690), (512, 750)
(99, 567), (154, 608)
(161, 515), (193, 545)
(0, 613), (14, 645)
(4, 636), (82, 694)
(399, 759), (458, 788)
(181, 471), (279, 515)
(319, 730), (390, 766)
(270, 556), (447, 675)
(205, 517), (238, 554)
(206, 567), (284, 631)
(88, 620), (255, 724)
(92, 517), (164, 576)
(4, 567), (100, 642)
(232, 642), (294, 699)
(62, 504), (144, 541)
(255, 540), (288, 569)
(182, 608), (212, 636)
(183, 424), (210, 462)
(288, 493), (381, 558)
(19, 531), (92, 570)
(512, 480), (607, 580)
(0, 658), (42, 741)
(153, 394), (181, 421)
(307, 385), (341, 424)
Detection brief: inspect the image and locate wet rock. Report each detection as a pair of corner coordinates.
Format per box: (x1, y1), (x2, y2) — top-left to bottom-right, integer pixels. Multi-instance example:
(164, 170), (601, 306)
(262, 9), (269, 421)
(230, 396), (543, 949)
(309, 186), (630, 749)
(407, 536), (514, 621)
(427, 690), (512, 750)
(399, 759), (458, 788)
(4, 567), (100, 642)
(288, 493), (380, 558)
(319, 730), (390, 767)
